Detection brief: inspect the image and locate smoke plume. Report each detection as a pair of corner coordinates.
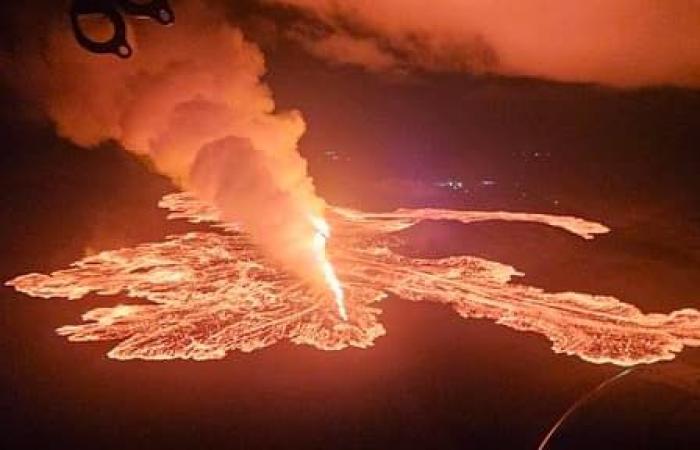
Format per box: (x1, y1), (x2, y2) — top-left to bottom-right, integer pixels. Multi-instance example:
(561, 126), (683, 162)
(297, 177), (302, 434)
(13, 0), (329, 286)
(266, 0), (700, 88)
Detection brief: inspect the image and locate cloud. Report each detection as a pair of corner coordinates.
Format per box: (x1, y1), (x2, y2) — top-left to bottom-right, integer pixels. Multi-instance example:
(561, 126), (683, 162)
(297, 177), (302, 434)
(265, 0), (700, 87)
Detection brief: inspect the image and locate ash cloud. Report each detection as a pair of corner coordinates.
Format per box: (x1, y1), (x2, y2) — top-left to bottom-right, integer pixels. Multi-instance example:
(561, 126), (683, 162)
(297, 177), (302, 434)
(264, 0), (700, 88)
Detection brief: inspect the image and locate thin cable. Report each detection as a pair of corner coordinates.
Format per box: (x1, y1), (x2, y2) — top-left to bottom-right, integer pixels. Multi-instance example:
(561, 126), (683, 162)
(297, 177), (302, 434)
(537, 367), (636, 450)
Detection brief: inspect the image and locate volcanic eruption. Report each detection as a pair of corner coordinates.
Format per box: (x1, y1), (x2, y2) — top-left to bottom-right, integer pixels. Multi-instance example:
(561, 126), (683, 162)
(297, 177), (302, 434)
(9, 0), (348, 318)
(7, 192), (700, 364)
(4, 0), (699, 366)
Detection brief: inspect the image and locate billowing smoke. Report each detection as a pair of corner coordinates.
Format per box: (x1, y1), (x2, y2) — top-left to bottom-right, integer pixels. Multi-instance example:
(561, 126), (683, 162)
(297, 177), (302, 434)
(265, 0), (700, 88)
(13, 0), (329, 287)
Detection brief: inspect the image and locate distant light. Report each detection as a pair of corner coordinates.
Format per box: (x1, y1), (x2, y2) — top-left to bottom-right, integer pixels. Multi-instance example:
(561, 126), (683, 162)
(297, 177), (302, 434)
(434, 179), (464, 191)
(324, 150), (340, 161)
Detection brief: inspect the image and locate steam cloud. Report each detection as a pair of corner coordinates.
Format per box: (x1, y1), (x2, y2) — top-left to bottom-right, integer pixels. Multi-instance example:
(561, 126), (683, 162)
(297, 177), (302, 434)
(266, 0), (700, 88)
(15, 0), (327, 284)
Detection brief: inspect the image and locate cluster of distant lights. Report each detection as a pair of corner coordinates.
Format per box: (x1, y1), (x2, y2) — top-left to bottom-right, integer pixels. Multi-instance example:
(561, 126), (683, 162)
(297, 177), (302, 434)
(434, 177), (561, 206)
(434, 179), (495, 190)
(434, 150), (558, 204)
(323, 149), (351, 162)
(322, 148), (560, 206)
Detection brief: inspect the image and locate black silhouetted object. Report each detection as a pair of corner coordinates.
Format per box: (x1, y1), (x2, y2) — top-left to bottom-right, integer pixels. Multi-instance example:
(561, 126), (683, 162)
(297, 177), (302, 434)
(70, 0), (174, 58)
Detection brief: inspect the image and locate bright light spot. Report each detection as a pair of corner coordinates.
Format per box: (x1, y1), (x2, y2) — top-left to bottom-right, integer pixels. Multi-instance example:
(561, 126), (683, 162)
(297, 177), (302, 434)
(310, 215), (347, 321)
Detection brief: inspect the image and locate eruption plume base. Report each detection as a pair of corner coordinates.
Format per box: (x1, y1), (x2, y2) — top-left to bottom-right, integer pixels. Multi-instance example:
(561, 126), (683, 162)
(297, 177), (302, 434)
(7, 192), (700, 365)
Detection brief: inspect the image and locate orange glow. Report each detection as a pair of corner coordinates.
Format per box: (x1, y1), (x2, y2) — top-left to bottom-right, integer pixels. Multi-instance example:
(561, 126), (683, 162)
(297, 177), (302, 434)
(311, 216), (347, 320)
(273, 0), (700, 88)
(20, 0), (333, 303)
(6, 192), (700, 365)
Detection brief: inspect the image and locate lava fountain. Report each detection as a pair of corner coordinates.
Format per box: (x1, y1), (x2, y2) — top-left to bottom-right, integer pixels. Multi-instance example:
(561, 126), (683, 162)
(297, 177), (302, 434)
(7, 192), (700, 365)
(311, 215), (347, 320)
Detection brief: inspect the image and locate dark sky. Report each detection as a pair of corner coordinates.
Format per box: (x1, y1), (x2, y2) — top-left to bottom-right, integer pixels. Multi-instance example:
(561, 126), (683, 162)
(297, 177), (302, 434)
(1, 2), (700, 450)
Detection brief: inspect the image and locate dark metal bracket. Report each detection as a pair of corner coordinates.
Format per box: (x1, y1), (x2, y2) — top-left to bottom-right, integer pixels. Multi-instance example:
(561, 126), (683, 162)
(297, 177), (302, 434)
(69, 0), (174, 58)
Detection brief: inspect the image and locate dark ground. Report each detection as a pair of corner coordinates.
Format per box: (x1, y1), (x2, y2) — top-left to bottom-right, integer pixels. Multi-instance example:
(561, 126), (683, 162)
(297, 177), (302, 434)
(1, 30), (700, 450)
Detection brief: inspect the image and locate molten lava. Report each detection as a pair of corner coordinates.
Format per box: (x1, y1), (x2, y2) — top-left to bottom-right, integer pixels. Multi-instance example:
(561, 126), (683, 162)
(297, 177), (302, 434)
(7, 192), (700, 365)
(311, 216), (347, 320)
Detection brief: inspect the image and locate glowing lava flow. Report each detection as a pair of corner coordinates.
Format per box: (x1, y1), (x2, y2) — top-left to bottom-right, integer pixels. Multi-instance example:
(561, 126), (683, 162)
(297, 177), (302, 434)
(7, 192), (700, 364)
(311, 216), (347, 321)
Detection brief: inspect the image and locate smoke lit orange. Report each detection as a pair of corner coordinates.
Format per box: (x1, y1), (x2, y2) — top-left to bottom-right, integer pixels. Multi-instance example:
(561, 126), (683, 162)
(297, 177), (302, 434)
(7, 192), (700, 365)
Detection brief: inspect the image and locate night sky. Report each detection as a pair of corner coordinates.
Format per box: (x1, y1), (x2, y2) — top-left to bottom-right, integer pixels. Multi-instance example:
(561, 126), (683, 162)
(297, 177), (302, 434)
(1, 1), (699, 449)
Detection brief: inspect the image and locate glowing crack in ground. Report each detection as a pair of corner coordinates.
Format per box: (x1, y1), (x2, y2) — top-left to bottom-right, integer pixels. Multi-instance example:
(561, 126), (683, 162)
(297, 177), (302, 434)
(7, 193), (700, 365)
